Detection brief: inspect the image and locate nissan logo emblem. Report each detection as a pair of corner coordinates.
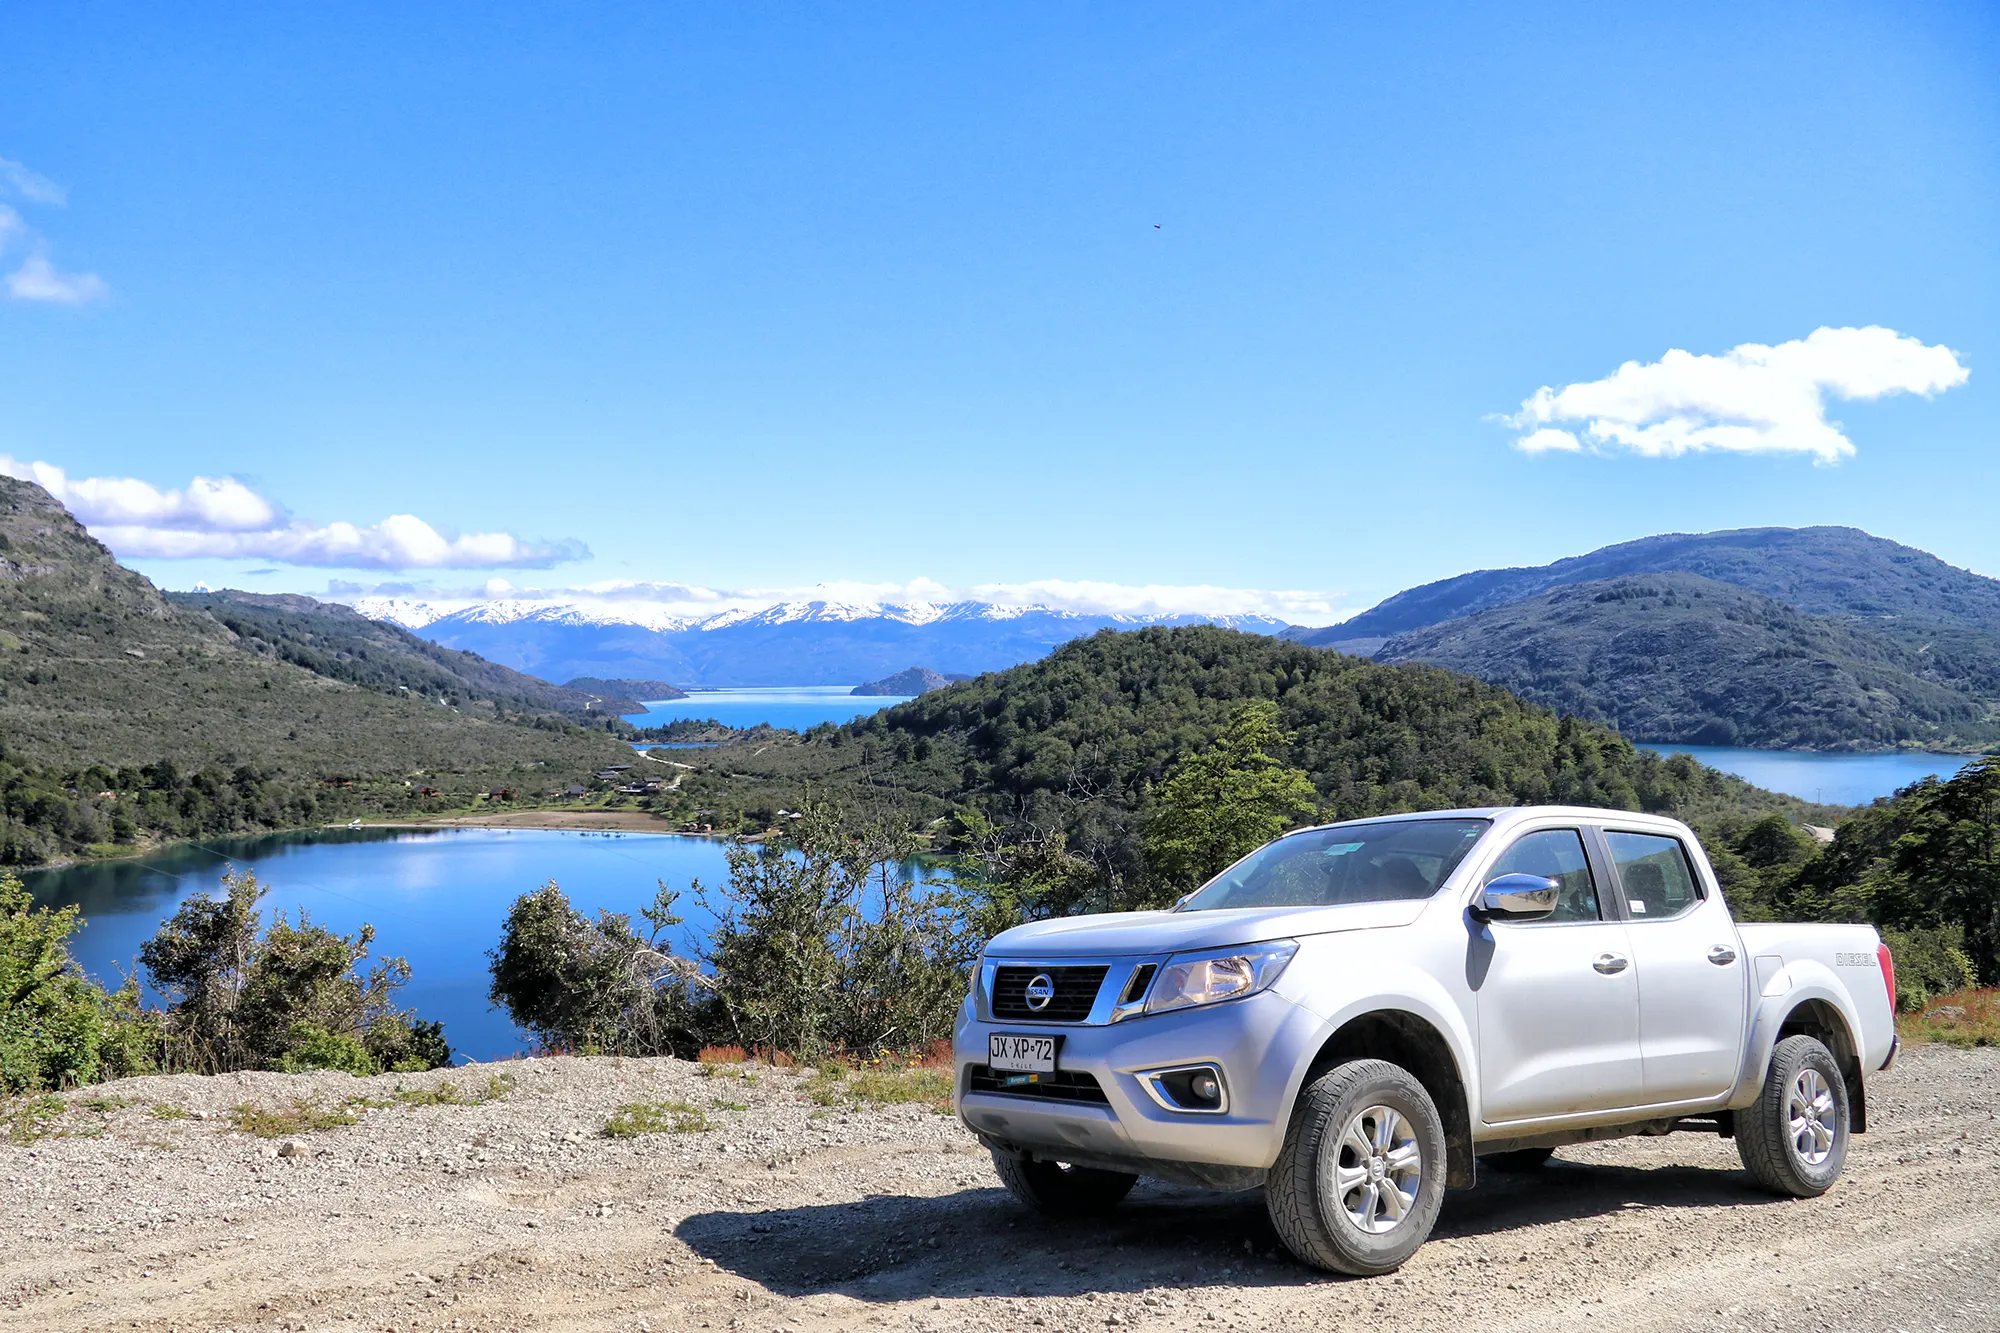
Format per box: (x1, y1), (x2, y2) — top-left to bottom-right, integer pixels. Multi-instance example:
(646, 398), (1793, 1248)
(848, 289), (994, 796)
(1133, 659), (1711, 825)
(1023, 973), (1056, 1011)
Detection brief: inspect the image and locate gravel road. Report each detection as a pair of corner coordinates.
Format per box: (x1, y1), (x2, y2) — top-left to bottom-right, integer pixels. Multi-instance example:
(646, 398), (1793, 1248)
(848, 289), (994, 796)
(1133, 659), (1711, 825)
(5, 1045), (1998, 1333)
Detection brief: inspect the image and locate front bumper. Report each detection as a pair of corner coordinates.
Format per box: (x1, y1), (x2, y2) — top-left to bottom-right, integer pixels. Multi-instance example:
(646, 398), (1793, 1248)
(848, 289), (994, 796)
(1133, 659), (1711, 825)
(953, 988), (1320, 1173)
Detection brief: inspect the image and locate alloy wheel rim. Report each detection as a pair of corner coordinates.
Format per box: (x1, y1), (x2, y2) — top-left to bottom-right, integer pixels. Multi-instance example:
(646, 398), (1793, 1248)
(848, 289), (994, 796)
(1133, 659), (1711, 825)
(1326, 1103), (1422, 1235)
(1787, 1067), (1838, 1166)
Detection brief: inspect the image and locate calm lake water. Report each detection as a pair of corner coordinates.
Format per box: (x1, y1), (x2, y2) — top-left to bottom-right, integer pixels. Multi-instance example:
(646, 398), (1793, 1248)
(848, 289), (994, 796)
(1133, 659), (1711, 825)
(624, 685), (914, 731)
(25, 828), (939, 1063)
(1639, 744), (1978, 806)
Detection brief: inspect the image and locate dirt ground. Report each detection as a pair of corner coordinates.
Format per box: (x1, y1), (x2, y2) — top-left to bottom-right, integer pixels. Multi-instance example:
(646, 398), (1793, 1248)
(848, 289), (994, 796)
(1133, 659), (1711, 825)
(5, 1045), (1998, 1333)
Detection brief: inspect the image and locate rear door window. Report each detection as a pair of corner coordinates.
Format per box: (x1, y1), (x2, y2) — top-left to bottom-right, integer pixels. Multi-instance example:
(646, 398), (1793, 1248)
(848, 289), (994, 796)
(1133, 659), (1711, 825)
(1484, 829), (1600, 922)
(1604, 831), (1702, 920)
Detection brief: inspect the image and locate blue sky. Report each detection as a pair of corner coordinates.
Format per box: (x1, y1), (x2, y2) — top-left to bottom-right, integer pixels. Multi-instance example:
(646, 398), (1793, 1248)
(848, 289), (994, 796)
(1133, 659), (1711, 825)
(1, 3), (1994, 624)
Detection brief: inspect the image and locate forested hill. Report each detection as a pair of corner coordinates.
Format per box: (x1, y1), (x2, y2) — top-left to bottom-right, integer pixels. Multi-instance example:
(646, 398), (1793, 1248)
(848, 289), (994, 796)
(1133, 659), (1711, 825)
(0, 476), (632, 860)
(1301, 526), (2000, 645)
(167, 590), (651, 718)
(693, 625), (1816, 889)
(1377, 574), (2000, 751)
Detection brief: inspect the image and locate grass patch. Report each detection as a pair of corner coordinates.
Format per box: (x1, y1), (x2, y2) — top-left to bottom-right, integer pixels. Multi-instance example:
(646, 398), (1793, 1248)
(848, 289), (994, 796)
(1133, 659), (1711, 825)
(602, 1100), (715, 1137)
(696, 1063), (760, 1085)
(846, 1067), (954, 1113)
(77, 1094), (135, 1113)
(149, 1103), (190, 1122)
(394, 1073), (517, 1107)
(5, 1095), (67, 1145)
(228, 1098), (361, 1138)
(1902, 988), (2000, 1047)
(803, 1052), (954, 1114)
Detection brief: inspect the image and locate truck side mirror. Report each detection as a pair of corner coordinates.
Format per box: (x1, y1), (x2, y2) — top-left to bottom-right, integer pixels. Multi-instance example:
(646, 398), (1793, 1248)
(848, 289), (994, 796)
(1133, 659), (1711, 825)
(1472, 873), (1562, 922)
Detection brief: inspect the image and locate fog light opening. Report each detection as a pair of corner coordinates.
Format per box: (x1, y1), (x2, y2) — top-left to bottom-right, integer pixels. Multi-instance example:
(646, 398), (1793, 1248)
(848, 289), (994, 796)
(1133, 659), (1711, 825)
(1143, 1064), (1228, 1114)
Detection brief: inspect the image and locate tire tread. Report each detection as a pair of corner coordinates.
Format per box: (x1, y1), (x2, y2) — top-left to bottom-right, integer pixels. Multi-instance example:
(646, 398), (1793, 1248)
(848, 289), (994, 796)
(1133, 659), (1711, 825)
(1736, 1034), (1847, 1197)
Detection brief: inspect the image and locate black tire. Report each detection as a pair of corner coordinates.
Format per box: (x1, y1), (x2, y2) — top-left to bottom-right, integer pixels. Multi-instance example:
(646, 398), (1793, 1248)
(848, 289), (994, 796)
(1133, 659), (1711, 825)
(1266, 1059), (1448, 1276)
(989, 1150), (1137, 1217)
(1477, 1147), (1556, 1174)
(1737, 1034), (1849, 1197)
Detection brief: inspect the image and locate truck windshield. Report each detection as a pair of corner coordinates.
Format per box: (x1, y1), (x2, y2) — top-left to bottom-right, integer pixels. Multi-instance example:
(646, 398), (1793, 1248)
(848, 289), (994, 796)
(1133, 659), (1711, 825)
(1179, 819), (1491, 911)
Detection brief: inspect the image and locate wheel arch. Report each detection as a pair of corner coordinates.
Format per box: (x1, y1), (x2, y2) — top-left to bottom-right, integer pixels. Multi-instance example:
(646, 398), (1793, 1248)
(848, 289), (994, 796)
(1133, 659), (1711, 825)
(1298, 1008), (1477, 1188)
(1775, 996), (1868, 1133)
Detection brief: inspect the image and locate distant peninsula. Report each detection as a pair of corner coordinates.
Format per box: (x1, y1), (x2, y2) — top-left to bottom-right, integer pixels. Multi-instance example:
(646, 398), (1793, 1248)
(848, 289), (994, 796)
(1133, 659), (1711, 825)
(851, 666), (970, 697)
(562, 676), (688, 702)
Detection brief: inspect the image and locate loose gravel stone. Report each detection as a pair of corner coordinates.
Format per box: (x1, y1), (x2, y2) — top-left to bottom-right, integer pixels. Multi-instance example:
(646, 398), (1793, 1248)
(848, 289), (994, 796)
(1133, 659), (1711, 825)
(2, 1048), (1998, 1331)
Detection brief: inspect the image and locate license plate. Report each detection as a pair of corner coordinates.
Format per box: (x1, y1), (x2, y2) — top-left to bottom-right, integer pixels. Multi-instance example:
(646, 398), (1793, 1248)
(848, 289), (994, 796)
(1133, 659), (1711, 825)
(988, 1033), (1058, 1073)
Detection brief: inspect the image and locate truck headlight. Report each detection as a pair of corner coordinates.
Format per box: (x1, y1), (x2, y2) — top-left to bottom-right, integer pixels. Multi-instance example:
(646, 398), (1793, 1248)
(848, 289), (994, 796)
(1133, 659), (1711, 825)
(1145, 941), (1298, 1015)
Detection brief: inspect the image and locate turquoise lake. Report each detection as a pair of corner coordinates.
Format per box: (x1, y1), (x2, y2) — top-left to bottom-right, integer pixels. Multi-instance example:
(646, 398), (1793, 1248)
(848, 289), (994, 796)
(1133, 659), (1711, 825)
(625, 684), (914, 731)
(1638, 744), (1978, 806)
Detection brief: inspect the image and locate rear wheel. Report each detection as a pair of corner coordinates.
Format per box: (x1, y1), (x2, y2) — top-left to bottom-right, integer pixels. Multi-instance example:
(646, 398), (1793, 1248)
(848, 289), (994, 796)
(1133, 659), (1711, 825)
(1478, 1147), (1556, 1173)
(1737, 1034), (1849, 1197)
(1266, 1059), (1447, 1275)
(989, 1150), (1137, 1217)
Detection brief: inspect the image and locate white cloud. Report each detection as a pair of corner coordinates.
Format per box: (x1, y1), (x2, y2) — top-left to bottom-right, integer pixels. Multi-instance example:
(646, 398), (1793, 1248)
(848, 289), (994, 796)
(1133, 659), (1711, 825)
(0, 157), (65, 206)
(0, 156), (106, 303)
(7, 253), (109, 304)
(1506, 326), (1968, 464)
(0, 455), (588, 569)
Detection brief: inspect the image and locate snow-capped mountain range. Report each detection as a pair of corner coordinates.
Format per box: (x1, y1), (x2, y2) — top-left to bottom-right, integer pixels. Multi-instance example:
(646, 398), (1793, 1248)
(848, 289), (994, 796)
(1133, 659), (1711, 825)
(352, 596), (1297, 688)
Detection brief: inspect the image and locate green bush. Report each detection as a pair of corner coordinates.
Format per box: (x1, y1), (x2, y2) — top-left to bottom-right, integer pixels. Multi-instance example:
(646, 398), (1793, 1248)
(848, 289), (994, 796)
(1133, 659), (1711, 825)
(1881, 925), (1980, 1013)
(487, 878), (702, 1056)
(140, 870), (449, 1075)
(272, 1024), (377, 1076)
(0, 871), (155, 1092)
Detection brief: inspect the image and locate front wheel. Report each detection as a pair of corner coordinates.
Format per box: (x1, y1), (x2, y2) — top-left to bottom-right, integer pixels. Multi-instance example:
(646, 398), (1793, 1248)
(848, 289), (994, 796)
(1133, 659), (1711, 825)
(1737, 1034), (1849, 1197)
(990, 1150), (1137, 1217)
(1266, 1059), (1447, 1275)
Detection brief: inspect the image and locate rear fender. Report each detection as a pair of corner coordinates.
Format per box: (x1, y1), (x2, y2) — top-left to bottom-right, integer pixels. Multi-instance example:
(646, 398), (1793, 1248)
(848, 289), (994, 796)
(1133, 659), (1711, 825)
(1731, 960), (1869, 1131)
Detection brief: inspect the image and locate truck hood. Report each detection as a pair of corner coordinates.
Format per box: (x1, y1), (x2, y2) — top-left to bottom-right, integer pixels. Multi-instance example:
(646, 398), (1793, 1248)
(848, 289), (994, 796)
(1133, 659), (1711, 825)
(983, 898), (1430, 958)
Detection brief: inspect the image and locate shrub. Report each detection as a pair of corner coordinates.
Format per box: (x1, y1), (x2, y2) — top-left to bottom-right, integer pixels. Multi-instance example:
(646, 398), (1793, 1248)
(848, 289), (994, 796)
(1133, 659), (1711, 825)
(697, 800), (984, 1057)
(697, 1044), (749, 1064)
(140, 870), (448, 1075)
(1881, 925), (1980, 1013)
(487, 878), (704, 1056)
(0, 871), (156, 1092)
(272, 1024), (376, 1076)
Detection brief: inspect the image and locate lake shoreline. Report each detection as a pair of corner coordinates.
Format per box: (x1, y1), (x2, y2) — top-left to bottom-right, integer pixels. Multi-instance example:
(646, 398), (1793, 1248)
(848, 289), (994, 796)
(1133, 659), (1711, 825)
(358, 809), (739, 837)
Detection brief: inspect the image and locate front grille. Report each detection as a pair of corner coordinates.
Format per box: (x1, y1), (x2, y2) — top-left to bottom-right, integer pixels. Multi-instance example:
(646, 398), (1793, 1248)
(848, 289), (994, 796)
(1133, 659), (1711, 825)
(992, 965), (1108, 1022)
(966, 1065), (1110, 1104)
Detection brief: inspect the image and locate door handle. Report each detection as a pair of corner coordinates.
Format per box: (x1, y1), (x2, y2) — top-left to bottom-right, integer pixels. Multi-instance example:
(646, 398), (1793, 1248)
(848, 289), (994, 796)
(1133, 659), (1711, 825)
(1708, 944), (1738, 965)
(1592, 953), (1629, 975)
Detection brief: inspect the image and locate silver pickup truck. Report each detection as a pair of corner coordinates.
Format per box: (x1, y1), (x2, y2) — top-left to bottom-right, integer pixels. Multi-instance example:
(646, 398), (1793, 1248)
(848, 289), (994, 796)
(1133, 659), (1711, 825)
(953, 806), (1897, 1274)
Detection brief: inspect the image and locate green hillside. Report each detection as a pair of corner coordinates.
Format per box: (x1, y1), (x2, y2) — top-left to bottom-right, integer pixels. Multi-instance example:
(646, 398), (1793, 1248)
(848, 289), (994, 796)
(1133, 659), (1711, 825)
(664, 625), (1820, 892)
(168, 590), (653, 718)
(0, 476), (633, 862)
(1376, 573), (1999, 751)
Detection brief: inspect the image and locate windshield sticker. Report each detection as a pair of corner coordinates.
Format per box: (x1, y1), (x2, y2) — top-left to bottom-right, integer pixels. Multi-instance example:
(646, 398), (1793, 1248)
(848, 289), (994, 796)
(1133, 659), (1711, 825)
(1318, 842), (1364, 856)
(1629, 900), (1648, 914)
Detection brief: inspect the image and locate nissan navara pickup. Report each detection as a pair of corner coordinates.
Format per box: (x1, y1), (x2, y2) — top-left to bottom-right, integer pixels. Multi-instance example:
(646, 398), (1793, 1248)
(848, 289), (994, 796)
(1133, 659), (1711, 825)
(953, 806), (1897, 1274)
